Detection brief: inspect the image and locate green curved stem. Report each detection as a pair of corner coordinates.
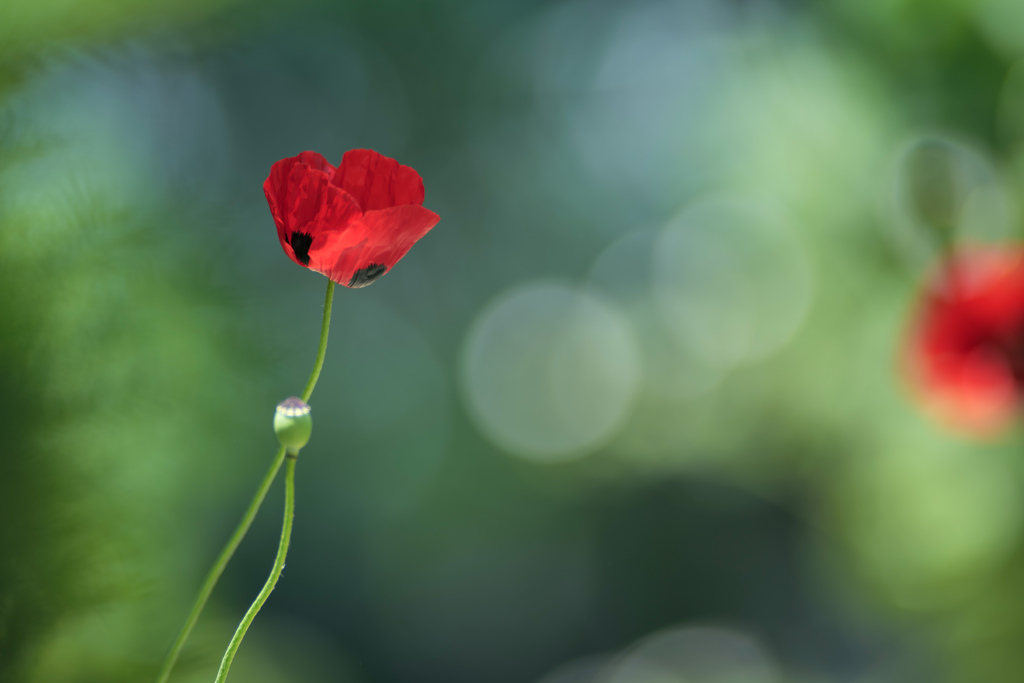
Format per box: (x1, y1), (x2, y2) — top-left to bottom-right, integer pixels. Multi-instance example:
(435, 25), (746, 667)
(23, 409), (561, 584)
(302, 280), (334, 402)
(214, 454), (298, 683)
(155, 446), (286, 683)
(156, 278), (335, 683)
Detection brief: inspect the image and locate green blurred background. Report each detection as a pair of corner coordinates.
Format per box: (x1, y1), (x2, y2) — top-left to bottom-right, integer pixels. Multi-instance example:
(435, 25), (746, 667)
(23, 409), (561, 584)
(5, 0), (1024, 681)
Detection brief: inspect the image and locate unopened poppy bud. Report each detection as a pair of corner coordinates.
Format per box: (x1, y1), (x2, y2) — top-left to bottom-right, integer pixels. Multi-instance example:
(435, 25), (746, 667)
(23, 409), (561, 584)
(901, 138), (970, 248)
(274, 397), (312, 453)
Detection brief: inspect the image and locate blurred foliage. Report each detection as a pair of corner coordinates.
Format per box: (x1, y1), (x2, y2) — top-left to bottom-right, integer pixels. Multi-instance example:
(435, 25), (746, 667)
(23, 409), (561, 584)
(6, 0), (1024, 683)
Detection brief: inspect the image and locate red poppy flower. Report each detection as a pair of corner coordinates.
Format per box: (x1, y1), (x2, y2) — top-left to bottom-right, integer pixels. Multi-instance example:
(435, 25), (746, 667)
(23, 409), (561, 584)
(904, 246), (1024, 436)
(264, 149), (440, 288)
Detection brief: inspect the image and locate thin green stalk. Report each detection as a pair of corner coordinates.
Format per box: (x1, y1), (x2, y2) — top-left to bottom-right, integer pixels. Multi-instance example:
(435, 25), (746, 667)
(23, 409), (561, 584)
(155, 446), (286, 683)
(214, 453), (298, 683)
(302, 280), (334, 402)
(156, 278), (335, 683)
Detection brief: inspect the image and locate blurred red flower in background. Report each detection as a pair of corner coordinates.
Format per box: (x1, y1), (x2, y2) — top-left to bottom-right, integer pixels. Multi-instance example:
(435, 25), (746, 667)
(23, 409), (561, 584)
(264, 149), (440, 288)
(905, 246), (1024, 437)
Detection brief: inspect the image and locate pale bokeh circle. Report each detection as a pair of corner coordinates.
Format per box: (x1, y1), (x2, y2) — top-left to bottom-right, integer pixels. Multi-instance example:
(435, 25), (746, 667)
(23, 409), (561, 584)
(461, 282), (640, 462)
(652, 197), (812, 370)
(606, 626), (780, 683)
(589, 228), (723, 401)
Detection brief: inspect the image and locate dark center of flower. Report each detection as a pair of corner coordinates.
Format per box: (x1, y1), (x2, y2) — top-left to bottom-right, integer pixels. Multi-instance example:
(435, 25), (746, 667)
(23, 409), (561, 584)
(349, 263), (387, 288)
(961, 322), (1024, 389)
(289, 231), (314, 265)
(1003, 329), (1024, 386)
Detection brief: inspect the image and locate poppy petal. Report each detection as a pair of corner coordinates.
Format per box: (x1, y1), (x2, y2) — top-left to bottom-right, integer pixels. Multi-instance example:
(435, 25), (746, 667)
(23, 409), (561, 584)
(904, 245), (1024, 436)
(294, 150), (335, 175)
(264, 152), (360, 269)
(909, 343), (1019, 437)
(318, 205), (440, 287)
(330, 148), (425, 211)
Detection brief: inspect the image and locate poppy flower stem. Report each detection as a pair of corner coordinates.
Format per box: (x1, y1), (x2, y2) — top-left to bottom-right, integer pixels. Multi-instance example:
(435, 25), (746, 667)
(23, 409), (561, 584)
(155, 278), (335, 683)
(214, 452), (299, 683)
(302, 280), (335, 402)
(154, 446), (287, 683)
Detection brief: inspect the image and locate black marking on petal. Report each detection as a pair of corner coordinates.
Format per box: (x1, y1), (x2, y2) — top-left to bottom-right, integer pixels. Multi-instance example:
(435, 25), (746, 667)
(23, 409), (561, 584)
(348, 263), (387, 288)
(289, 231), (313, 266)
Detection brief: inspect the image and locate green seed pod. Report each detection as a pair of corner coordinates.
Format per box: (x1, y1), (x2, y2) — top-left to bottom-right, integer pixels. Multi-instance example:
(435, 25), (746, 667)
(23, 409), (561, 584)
(274, 397), (312, 453)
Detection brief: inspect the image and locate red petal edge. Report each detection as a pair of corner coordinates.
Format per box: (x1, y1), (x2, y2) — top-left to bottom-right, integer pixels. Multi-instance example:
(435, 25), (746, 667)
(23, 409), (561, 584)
(317, 205), (440, 287)
(330, 149), (425, 212)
